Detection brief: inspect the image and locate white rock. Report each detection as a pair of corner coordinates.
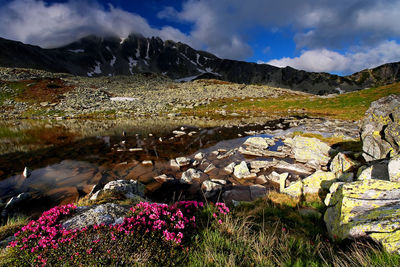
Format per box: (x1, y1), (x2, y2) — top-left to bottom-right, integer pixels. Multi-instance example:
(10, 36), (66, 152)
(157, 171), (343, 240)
(223, 162), (236, 174)
(389, 155), (400, 182)
(176, 157), (191, 167)
(194, 152), (205, 161)
(169, 159), (181, 171)
(204, 163), (217, 174)
(233, 161), (250, 179)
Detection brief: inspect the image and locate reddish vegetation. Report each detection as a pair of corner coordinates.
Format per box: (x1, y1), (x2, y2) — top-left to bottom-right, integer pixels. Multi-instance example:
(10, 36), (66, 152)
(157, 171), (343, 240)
(15, 78), (74, 103)
(24, 126), (76, 146)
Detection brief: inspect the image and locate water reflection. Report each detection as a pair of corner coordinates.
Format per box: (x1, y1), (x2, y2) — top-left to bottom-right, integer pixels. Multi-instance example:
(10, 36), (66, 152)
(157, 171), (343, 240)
(0, 117), (291, 216)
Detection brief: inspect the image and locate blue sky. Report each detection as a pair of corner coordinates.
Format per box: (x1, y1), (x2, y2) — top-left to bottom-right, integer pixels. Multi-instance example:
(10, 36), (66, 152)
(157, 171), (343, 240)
(1, 0), (400, 75)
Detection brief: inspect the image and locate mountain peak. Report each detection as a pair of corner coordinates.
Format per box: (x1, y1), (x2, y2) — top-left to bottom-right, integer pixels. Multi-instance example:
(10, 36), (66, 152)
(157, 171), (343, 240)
(0, 35), (399, 94)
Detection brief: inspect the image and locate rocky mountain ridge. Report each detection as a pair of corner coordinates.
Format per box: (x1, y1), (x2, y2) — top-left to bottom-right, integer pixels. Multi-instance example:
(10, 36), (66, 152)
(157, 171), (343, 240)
(1, 34), (400, 94)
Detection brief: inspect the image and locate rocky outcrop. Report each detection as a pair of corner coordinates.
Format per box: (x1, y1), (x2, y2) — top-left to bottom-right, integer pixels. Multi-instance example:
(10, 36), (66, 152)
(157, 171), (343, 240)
(360, 95), (400, 161)
(61, 203), (130, 230)
(324, 180), (400, 253)
(90, 180), (145, 201)
(281, 170), (336, 197)
(330, 152), (359, 177)
(356, 160), (389, 181)
(285, 136), (332, 168)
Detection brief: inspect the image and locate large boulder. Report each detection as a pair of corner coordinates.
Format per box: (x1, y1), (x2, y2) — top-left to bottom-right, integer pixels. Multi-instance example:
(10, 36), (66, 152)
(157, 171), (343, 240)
(360, 95), (400, 161)
(281, 170), (336, 197)
(356, 160), (389, 181)
(330, 152), (359, 177)
(62, 203), (130, 230)
(288, 136), (332, 168)
(324, 180), (400, 253)
(222, 185), (267, 204)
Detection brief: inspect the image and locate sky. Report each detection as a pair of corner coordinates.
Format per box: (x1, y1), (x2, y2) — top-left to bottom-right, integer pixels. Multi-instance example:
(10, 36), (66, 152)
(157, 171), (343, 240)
(0, 0), (400, 75)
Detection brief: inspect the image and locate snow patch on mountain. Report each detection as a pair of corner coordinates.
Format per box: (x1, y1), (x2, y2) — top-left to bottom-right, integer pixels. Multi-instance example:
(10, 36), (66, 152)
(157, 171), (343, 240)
(145, 40), (150, 60)
(128, 57), (138, 74)
(110, 56), (116, 67)
(87, 61), (102, 77)
(68, 49), (84, 53)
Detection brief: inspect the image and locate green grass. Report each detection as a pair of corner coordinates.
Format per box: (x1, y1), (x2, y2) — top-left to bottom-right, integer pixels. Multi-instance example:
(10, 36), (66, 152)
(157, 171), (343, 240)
(186, 196), (400, 266)
(182, 82), (400, 120)
(0, 127), (24, 139)
(1, 196), (400, 266)
(0, 81), (28, 105)
(0, 215), (29, 241)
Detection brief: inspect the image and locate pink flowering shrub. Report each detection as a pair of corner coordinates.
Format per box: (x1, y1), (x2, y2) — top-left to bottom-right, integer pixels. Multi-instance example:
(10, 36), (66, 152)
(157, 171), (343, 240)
(6, 201), (229, 266)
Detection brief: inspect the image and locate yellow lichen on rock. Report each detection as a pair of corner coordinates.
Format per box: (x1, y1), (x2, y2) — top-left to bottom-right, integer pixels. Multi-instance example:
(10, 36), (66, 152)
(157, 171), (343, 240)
(282, 170), (335, 198)
(324, 179), (400, 253)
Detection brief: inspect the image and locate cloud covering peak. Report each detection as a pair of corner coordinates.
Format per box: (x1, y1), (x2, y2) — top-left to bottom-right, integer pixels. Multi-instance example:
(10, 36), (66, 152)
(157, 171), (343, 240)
(0, 0), (400, 74)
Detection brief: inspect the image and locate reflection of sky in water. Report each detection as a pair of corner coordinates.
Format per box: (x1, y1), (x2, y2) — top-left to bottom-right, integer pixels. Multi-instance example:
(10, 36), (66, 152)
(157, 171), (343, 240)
(0, 160), (98, 201)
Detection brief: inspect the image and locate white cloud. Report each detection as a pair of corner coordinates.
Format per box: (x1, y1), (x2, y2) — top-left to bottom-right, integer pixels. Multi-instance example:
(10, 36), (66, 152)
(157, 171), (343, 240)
(0, 0), (192, 48)
(264, 41), (400, 74)
(160, 0), (400, 61)
(0, 0), (400, 73)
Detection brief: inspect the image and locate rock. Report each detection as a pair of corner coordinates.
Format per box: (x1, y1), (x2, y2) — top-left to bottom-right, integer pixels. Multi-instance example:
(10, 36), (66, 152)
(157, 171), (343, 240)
(274, 160), (315, 175)
(0, 235), (15, 249)
(324, 179), (400, 253)
(360, 95), (400, 161)
(5, 193), (31, 210)
(169, 159), (181, 171)
(269, 171), (283, 184)
(90, 180), (144, 201)
(222, 185), (267, 203)
(154, 174), (175, 183)
(233, 161), (251, 179)
(357, 160), (389, 181)
(255, 175), (268, 185)
(62, 203), (130, 230)
(172, 130), (186, 137)
(201, 179), (227, 197)
(238, 146), (286, 158)
(40, 101), (49, 107)
(279, 172), (289, 192)
(330, 152), (359, 177)
(204, 163), (217, 174)
(243, 137), (271, 150)
(291, 136), (331, 167)
(282, 170), (336, 197)
(22, 167), (31, 178)
(194, 152), (205, 161)
(176, 157), (191, 167)
(141, 160), (153, 166)
(337, 172), (354, 183)
(222, 162), (235, 175)
(181, 168), (206, 183)
(249, 160), (275, 170)
(389, 155), (400, 182)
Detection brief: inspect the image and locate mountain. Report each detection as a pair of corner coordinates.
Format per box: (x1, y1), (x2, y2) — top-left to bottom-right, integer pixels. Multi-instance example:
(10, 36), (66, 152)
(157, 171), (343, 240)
(0, 34), (400, 94)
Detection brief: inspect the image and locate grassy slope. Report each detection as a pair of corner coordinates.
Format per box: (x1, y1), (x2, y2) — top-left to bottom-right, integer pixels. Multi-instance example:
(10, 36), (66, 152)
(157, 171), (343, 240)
(181, 82), (400, 120)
